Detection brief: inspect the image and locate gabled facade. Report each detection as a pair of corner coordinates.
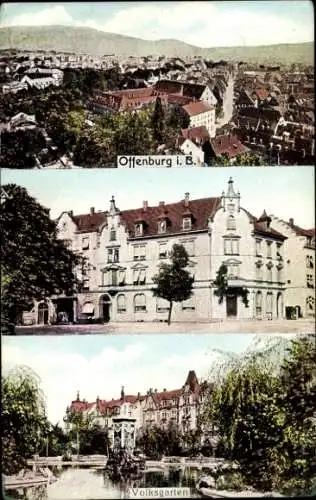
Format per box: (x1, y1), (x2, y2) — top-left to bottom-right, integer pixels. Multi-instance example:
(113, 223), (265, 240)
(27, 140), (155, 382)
(269, 216), (315, 317)
(24, 179), (292, 326)
(67, 370), (209, 442)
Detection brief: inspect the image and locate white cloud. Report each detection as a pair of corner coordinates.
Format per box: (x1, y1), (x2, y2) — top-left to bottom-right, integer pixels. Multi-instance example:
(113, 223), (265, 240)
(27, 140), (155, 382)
(2, 340), (219, 426)
(2, 2), (313, 46)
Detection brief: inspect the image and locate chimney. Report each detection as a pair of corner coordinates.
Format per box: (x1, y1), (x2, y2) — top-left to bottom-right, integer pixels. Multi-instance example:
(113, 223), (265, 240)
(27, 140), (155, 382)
(137, 392), (140, 398)
(163, 388), (166, 392)
(90, 207), (95, 215)
(69, 210), (73, 217)
(143, 201), (148, 211)
(184, 192), (190, 207)
(289, 218), (294, 226)
(154, 389), (157, 393)
(159, 201), (165, 207)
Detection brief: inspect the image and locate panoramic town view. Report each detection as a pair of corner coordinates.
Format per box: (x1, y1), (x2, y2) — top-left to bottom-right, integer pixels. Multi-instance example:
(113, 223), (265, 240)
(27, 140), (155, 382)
(2, 333), (316, 498)
(1, 2), (315, 500)
(0, 1), (314, 168)
(2, 167), (314, 335)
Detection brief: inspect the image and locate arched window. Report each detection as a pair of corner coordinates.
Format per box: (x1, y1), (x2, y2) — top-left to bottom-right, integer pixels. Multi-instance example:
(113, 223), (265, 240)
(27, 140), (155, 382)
(156, 297), (169, 312)
(117, 294), (126, 313)
(266, 292), (273, 317)
(134, 293), (146, 312)
(227, 215), (236, 230)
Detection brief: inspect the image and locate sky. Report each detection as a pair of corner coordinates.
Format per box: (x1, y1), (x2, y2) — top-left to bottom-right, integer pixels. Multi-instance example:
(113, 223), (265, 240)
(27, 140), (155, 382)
(2, 333), (297, 425)
(2, 166), (315, 228)
(0, 1), (314, 47)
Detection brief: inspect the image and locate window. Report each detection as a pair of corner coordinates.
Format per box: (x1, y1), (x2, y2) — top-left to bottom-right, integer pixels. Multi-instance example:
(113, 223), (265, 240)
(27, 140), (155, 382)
(158, 220), (167, 234)
(256, 263), (263, 281)
(108, 248), (119, 263)
(256, 239), (262, 256)
(110, 270), (118, 286)
(117, 294), (126, 313)
(266, 292), (273, 315)
(134, 293), (146, 312)
(307, 274), (314, 288)
(256, 291), (262, 316)
(110, 229), (116, 241)
(266, 241), (272, 258)
(134, 245), (146, 261)
(183, 217), (192, 231)
(133, 269), (146, 285)
(224, 238), (239, 255)
(181, 240), (195, 257)
(267, 267), (273, 282)
(82, 236), (89, 250)
(82, 279), (89, 291)
(135, 223), (143, 236)
(118, 270), (126, 285)
(156, 297), (169, 312)
(227, 215), (236, 230)
(277, 267), (283, 283)
(276, 243), (283, 260)
(306, 255), (314, 269)
(227, 263), (239, 278)
(158, 243), (168, 259)
(182, 296), (195, 311)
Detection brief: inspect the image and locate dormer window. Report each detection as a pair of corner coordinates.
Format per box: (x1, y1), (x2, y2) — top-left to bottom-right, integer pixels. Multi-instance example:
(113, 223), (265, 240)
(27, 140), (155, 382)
(158, 220), (167, 234)
(82, 236), (89, 250)
(183, 217), (192, 231)
(135, 223), (143, 236)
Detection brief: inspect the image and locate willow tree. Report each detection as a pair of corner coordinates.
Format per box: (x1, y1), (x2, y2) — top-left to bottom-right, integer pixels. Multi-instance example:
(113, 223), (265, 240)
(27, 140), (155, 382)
(2, 366), (49, 474)
(201, 334), (316, 494)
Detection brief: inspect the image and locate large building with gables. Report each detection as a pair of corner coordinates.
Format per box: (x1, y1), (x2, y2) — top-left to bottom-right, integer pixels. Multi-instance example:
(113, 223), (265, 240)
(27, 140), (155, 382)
(23, 178), (315, 326)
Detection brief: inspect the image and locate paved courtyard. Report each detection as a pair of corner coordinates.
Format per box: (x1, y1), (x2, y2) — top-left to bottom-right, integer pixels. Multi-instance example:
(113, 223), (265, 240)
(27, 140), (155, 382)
(14, 319), (315, 335)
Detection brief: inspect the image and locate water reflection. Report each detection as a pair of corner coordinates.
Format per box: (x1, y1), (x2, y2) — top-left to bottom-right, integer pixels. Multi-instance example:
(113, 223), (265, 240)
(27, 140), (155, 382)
(4, 466), (201, 499)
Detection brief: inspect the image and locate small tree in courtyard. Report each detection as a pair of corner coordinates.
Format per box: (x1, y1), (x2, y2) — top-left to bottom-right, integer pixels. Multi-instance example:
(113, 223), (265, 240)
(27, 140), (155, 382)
(152, 244), (194, 325)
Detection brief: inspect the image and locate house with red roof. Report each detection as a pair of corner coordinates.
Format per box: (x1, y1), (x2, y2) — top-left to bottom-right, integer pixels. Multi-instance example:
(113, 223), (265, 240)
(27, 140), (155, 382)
(182, 101), (216, 138)
(23, 178), (302, 326)
(65, 370), (210, 444)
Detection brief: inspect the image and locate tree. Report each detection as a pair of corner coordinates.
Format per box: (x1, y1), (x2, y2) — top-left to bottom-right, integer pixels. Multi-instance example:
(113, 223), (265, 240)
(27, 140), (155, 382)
(2, 366), (50, 474)
(234, 153), (266, 166)
(213, 264), (249, 308)
(1, 184), (83, 329)
(151, 96), (166, 144)
(202, 334), (316, 495)
(152, 244), (194, 325)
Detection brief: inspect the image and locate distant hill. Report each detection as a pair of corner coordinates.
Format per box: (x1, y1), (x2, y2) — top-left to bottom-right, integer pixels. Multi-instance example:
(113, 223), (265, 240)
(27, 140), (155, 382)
(0, 26), (314, 65)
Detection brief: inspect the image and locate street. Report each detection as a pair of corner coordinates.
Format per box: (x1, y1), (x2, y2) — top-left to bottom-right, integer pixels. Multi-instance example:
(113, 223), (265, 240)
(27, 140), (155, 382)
(14, 319), (315, 335)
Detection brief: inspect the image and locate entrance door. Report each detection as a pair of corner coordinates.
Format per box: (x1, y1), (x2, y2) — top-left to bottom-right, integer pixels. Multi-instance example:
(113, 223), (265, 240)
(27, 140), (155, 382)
(226, 294), (237, 317)
(38, 302), (49, 325)
(100, 295), (111, 322)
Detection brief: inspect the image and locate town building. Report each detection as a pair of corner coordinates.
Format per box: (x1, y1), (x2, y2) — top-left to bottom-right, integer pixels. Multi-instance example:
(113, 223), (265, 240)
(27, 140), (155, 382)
(66, 370), (209, 445)
(21, 178), (310, 326)
(269, 216), (315, 318)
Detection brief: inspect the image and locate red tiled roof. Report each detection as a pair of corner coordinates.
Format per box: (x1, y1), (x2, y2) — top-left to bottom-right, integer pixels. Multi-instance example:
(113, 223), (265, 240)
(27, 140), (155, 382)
(183, 101), (213, 116)
(290, 224), (315, 238)
(154, 80), (206, 100)
(254, 88), (269, 100)
(181, 126), (210, 142)
(72, 197), (221, 237)
(210, 134), (248, 158)
(167, 93), (193, 106)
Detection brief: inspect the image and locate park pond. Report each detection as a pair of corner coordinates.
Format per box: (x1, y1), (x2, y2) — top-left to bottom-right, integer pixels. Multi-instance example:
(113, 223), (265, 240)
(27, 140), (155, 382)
(4, 465), (203, 499)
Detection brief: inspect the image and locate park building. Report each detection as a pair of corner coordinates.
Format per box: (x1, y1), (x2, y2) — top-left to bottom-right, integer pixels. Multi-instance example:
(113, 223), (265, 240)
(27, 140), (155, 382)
(21, 178), (314, 326)
(65, 370), (210, 448)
